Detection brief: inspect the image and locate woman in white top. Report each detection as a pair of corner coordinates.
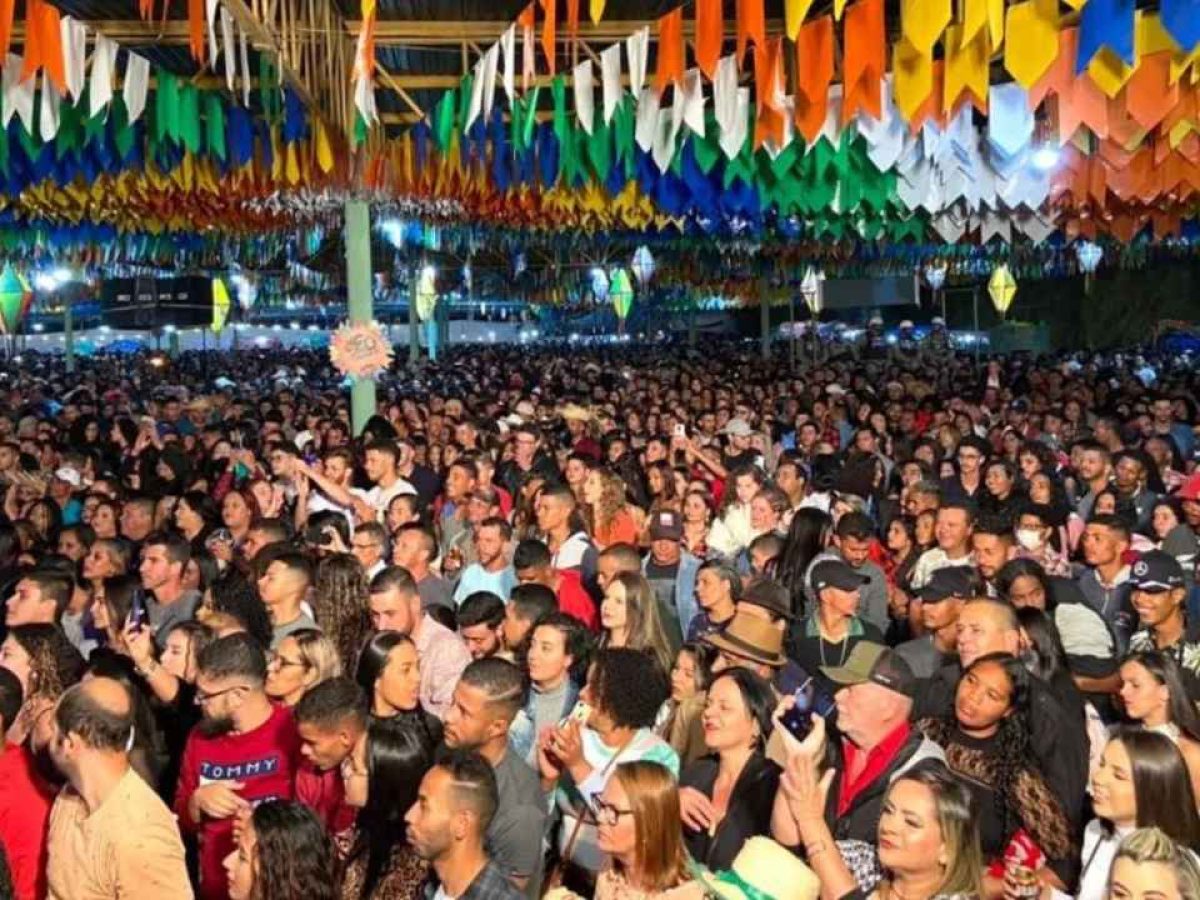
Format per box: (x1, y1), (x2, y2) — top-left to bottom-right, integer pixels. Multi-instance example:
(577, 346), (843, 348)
(1055, 729), (1200, 900)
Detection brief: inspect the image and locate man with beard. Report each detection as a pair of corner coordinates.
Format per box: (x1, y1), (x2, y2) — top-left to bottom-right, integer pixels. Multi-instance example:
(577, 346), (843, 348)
(174, 633), (300, 900)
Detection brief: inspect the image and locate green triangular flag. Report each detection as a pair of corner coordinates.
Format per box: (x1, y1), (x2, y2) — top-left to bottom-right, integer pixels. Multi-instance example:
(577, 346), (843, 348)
(433, 89), (457, 153)
(521, 86), (541, 151)
(112, 98), (134, 159)
(206, 92), (226, 161)
(457, 74), (473, 135)
(155, 68), (179, 144)
(179, 83), (201, 154)
(585, 114), (611, 181)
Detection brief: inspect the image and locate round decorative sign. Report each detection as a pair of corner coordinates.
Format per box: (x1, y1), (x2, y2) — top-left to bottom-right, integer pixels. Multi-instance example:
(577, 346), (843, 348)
(330, 321), (394, 379)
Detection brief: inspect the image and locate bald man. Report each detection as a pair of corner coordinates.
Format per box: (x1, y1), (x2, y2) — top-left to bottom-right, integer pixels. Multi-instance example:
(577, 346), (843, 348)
(912, 597), (1090, 856)
(46, 678), (192, 899)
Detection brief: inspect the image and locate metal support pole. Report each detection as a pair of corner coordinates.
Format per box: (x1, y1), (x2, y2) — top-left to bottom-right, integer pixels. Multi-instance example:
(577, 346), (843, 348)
(344, 198), (377, 436)
(408, 264), (421, 365)
(63, 301), (75, 374)
(759, 281), (770, 362)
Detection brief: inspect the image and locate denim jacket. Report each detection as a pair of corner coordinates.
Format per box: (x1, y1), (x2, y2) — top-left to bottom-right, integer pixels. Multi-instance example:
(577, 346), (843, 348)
(508, 678), (580, 765)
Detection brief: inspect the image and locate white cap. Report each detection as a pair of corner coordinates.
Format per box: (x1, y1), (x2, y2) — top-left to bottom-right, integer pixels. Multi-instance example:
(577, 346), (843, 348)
(932, 316), (945, 326)
(721, 418), (754, 438)
(827, 384), (846, 396)
(899, 320), (914, 329)
(54, 467), (82, 488)
(869, 316), (883, 326)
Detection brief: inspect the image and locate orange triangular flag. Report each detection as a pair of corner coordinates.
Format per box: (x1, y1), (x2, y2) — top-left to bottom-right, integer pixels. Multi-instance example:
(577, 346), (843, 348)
(0, 0), (13, 60)
(754, 37), (786, 148)
(21, 0), (65, 93)
(794, 15), (834, 141)
(695, 0), (723, 81)
(139, 0), (154, 20)
(1125, 52), (1178, 133)
(188, 0), (205, 63)
(842, 0), (884, 123)
(656, 6), (684, 94)
(517, 2), (536, 28)
(540, 0), (557, 76)
(736, 0), (766, 68)
(566, 0), (579, 37)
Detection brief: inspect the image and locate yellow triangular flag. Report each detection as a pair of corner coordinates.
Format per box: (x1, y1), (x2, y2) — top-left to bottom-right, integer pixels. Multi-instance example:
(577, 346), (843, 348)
(315, 120), (334, 173)
(590, 0), (605, 24)
(785, 0), (816, 39)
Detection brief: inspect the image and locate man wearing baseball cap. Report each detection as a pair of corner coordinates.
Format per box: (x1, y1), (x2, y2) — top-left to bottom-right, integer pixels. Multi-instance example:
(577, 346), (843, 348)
(772, 642), (945, 847)
(642, 509), (701, 644)
(895, 567), (976, 678)
(788, 560), (884, 697)
(1128, 551), (1200, 688)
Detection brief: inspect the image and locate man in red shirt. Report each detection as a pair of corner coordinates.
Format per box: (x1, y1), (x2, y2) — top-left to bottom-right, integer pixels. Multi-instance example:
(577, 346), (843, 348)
(175, 634), (300, 900)
(513, 539), (597, 630)
(293, 676), (367, 836)
(0, 668), (55, 900)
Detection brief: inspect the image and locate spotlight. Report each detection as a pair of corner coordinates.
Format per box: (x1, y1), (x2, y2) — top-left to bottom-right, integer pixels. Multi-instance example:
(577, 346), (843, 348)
(1031, 145), (1060, 171)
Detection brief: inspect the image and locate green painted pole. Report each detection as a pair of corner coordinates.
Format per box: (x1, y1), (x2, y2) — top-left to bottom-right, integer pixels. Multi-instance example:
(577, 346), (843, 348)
(63, 301), (75, 374)
(409, 265), (421, 365)
(345, 199), (376, 437)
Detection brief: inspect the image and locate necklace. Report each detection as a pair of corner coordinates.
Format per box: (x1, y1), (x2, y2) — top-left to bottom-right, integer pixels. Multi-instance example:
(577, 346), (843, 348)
(818, 620), (851, 668)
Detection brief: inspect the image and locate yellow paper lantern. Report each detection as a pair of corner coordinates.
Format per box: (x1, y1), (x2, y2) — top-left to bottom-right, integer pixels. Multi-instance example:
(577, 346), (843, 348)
(988, 264), (1018, 317)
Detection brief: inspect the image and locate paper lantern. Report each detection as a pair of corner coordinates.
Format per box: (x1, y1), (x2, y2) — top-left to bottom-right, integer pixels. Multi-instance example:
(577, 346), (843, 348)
(1075, 241), (1103, 274)
(610, 268), (634, 320)
(590, 267), (610, 302)
(988, 264), (1018, 317)
(0, 264), (32, 335)
(462, 263), (473, 293)
(211, 278), (231, 332)
(631, 245), (655, 287)
(513, 252), (527, 278)
(800, 267), (825, 316)
(416, 266), (438, 322)
(925, 262), (948, 291)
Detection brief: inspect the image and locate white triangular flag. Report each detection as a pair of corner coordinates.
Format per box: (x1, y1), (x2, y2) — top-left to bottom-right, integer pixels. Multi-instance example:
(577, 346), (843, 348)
(89, 34), (118, 118)
(600, 42), (622, 123)
(681, 68), (705, 137)
(500, 25), (515, 105)
(220, 8), (236, 91)
(123, 51), (151, 123)
(465, 57), (484, 131)
(719, 87), (750, 159)
(653, 101), (680, 172)
(573, 59), (594, 134)
(2, 55), (34, 132)
(635, 86), (659, 152)
(626, 27), (648, 98)
(239, 25), (251, 105)
(714, 55), (738, 138)
(39, 73), (60, 140)
(480, 42), (499, 119)
(206, 0), (221, 69)
(60, 16), (86, 101)
(353, 71), (376, 125)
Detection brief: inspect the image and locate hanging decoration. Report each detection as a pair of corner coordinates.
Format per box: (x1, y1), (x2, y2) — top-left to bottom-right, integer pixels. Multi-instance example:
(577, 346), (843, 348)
(631, 245), (656, 287)
(988, 263), (1018, 317)
(610, 267), (634, 321)
(924, 262), (948, 291)
(415, 266), (439, 322)
(211, 277), (232, 332)
(330, 321), (394, 379)
(800, 266), (825, 315)
(0, 264), (31, 334)
(590, 267), (610, 302)
(1075, 239), (1103, 294)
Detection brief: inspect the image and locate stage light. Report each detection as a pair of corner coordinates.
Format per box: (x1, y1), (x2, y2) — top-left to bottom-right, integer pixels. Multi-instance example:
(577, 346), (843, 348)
(1031, 145), (1060, 171)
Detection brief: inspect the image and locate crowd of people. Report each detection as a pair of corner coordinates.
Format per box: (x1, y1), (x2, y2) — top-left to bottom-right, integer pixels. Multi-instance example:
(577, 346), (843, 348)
(0, 336), (1197, 900)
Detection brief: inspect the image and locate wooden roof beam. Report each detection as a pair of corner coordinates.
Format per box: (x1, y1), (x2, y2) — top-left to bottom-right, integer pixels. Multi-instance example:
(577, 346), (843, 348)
(346, 17), (786, 46)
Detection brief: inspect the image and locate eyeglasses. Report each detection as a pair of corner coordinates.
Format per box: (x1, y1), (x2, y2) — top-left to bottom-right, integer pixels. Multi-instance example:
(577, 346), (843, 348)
(194, 684), (250, 705)
(591, 797), (634, 826)
(268, 653), (307, 671)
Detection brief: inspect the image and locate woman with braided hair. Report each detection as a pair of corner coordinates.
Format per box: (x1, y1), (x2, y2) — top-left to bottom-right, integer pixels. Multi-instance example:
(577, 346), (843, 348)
(917, 653), (1076, 892)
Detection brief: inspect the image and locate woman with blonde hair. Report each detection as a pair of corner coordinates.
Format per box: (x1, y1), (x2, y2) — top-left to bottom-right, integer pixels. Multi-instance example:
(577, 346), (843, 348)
(594, 760), (705, 899)
(600, 572), (677, 676)
(311, 553), (370, 672)
(265, 629), (342, 707)
(584, 467), (641, 550)
(1109, 828), (1200, 900)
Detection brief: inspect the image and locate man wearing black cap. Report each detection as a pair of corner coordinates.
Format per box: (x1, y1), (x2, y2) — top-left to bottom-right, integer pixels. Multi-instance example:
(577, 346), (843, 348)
(1128, 550), (1200, 685)
(894, 567), (975, 678)
(642, 509), (701, 645)
(788, 560), (884, 697)
(772, 642), (945, 847)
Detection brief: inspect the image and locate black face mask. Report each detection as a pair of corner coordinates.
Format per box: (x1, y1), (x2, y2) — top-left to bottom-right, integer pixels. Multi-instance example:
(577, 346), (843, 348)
(197, 715), (236, 738)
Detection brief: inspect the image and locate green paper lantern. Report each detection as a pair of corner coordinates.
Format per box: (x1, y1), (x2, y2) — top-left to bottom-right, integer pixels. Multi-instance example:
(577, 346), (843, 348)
(0, 264), (31, 334)
(416, 266), (438, 322)
(610, 267), (633, 320)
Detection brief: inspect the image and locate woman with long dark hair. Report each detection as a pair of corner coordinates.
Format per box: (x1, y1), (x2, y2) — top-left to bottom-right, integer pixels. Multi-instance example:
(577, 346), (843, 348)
(775, 507), (831, 618)
(354, 632), (442, 747)
(224, 800), (337, 900)
(917, 653), (1073, 888)
(312, 553), (371, 674)
(337, 720), (435, 899)
(175, 490), (220, 554)
(1073, 728), (1200, 898)
(1119, 650), (1200, 798)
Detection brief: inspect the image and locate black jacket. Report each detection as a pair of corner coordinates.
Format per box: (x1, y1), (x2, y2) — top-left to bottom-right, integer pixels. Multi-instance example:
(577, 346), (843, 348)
(680, 752), (780, 871)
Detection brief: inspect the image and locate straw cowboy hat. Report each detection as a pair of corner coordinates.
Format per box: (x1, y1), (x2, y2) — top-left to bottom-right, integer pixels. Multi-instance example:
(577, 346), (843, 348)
(696, 837), (821, 900)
